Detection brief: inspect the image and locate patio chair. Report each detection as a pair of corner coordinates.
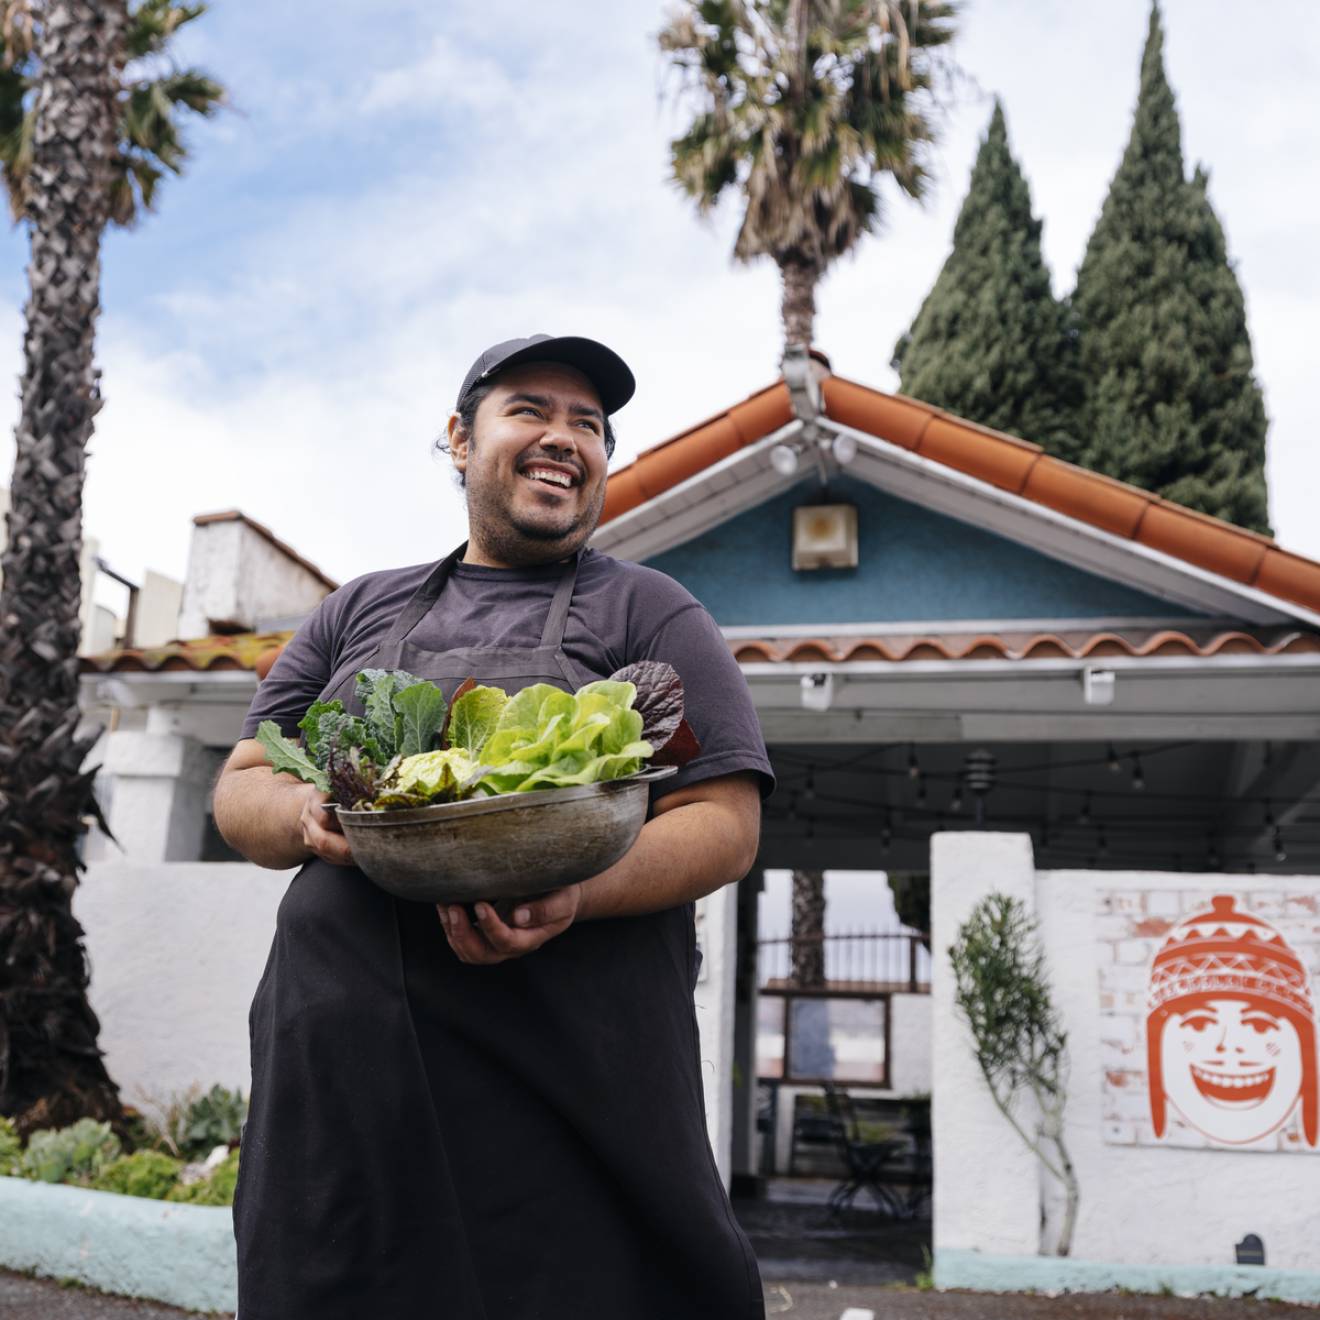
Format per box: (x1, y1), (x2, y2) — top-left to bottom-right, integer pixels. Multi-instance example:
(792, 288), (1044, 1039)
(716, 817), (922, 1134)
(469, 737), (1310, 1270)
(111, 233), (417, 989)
(820, 1082), (907, 1218)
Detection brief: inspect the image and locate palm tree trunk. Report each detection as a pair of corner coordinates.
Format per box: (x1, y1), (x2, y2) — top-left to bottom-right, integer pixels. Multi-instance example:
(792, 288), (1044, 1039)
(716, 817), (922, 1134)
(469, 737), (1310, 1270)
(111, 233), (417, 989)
(780, 257), (819, 354)
(0, 0), (129, 1134)
(789, 868), (825, 987)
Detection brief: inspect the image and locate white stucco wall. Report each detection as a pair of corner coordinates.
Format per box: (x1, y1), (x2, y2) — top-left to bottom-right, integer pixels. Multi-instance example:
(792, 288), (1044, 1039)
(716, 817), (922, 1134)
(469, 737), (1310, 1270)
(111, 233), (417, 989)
(932, 830), (1320, 1272)
(693, 884), (739, 1186)
(75, 862), (291, 1109)
(77, 861), (739, 1183)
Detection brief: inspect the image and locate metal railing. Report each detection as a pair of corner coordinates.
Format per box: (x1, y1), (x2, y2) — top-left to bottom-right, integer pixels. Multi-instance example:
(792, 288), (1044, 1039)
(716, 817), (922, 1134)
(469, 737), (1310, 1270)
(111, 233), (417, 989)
(757, 930), (930, 994)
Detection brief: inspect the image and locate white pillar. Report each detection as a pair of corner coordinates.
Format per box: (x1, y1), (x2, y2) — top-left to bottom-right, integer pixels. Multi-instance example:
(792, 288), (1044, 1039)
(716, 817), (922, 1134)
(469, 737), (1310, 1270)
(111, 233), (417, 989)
(694, 882), (739, 1187)
(99, 726), (214, 863)
(930, 831), (1041, 1261)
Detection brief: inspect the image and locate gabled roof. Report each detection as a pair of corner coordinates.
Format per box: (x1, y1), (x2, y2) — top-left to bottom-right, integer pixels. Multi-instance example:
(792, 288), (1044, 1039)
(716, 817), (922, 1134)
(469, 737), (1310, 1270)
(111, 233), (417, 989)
(595, 371), (1320, 626)
(79, 366), (1320, 678)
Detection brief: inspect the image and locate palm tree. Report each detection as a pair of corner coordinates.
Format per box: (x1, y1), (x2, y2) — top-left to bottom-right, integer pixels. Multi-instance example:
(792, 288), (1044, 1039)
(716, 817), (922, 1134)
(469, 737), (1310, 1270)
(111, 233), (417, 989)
(790, 868), (825, 986)
(659, 0), (958, 352)
(0, 1), (222, 1134)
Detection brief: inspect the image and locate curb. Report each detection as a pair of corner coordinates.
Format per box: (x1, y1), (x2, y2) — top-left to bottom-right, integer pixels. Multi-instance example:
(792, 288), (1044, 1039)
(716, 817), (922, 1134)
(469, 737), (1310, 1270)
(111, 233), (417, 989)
(935, 1247), (1320, 1306)
(0, 1176), (236, 1313)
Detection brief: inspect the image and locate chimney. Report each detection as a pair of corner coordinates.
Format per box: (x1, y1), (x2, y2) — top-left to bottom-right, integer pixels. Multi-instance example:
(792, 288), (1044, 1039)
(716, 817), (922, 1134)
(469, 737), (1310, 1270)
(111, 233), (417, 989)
(177, 511), (338, 640)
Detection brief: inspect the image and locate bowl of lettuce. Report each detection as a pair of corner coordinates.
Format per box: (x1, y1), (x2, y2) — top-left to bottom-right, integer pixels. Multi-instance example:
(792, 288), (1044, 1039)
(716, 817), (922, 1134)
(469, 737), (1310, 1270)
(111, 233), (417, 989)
(256, 662), (698, 904)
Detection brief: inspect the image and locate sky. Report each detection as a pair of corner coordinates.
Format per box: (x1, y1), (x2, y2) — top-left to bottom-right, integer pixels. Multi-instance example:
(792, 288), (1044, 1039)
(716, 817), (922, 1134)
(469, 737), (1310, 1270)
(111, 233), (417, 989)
(0, 0), (1318, 615)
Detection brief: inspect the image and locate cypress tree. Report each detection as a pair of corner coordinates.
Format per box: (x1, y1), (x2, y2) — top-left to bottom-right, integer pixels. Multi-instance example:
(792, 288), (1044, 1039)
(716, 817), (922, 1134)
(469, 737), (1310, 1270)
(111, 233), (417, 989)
(893, 100), (1080, 462)
(1070, 3), (1270, 533)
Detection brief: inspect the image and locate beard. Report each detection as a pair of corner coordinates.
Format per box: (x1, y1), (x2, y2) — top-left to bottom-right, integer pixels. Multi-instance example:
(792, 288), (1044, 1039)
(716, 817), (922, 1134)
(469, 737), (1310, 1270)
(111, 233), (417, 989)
(465, 467), (607, 567)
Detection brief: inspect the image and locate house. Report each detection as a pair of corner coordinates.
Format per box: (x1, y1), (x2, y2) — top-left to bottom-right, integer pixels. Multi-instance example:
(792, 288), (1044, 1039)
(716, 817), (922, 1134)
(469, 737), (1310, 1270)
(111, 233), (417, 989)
(75, 351), (1320, 1294)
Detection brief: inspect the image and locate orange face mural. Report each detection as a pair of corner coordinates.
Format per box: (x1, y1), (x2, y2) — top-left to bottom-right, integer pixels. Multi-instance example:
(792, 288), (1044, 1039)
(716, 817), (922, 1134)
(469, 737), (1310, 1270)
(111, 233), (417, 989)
(1145, 894), (1318, 1148)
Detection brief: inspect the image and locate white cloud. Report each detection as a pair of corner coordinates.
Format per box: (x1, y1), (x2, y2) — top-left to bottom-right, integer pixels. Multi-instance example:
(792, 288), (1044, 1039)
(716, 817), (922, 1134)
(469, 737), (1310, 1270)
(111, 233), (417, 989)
(1, 0), (1317, 607)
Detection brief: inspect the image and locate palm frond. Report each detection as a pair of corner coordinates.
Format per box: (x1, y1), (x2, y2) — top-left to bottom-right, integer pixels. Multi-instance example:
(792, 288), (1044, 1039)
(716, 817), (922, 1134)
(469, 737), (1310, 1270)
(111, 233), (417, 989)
(126, 0), (207, 61)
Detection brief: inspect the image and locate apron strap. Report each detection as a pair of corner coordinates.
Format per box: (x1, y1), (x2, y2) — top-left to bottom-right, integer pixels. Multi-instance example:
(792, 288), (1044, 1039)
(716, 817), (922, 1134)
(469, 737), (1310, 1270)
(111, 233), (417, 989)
(538, 552), (581, 649)
(379, 542), (467, 652)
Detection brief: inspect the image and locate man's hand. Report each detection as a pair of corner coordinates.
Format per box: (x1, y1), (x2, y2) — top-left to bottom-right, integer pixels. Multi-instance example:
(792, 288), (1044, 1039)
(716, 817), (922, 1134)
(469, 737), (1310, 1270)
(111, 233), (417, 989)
(299, 787), (355, 867)
(438, 886), (582, 965)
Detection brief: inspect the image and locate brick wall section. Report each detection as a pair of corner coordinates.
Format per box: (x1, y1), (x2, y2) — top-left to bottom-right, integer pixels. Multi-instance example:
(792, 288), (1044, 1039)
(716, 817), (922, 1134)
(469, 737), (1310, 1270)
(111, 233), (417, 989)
(1097, 887), (1320, 1153)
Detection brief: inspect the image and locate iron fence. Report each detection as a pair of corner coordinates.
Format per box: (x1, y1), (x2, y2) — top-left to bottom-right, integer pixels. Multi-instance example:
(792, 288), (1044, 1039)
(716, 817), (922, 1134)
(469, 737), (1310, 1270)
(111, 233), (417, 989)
(757, 930), (930, 994)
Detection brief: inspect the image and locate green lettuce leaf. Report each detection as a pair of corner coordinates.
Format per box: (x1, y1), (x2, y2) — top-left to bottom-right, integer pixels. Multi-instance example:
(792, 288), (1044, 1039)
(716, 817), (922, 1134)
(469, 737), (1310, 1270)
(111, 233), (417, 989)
(256, 721), (329, 792)
(493, 684), (565, 739)
(447, 685), (508, 756)
(355, 669), (421, 759)
(394, 681), (449, 758)
(298, 700), (383, 770)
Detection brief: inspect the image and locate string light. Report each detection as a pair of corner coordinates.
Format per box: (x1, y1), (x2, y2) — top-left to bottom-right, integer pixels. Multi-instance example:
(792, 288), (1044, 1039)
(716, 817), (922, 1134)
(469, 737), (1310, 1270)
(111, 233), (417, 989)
(907, 743), (921, 779)
(950, 779), (964, 813)
(1130, 754), (1145, 792)
(1274, 829), (1288, 863)
(803, 770), (816, 802)
(1107, 742), (1121, 773)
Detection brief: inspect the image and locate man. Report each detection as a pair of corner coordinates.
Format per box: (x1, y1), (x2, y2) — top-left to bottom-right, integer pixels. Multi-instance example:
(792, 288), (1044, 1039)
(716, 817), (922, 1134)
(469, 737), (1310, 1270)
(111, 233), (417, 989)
(213, 334), (773, 1319)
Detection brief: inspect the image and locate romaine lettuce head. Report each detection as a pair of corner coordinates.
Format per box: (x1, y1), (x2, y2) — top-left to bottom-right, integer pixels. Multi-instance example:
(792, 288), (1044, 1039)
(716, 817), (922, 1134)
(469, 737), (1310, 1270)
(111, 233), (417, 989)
(471, 678), (653, 795)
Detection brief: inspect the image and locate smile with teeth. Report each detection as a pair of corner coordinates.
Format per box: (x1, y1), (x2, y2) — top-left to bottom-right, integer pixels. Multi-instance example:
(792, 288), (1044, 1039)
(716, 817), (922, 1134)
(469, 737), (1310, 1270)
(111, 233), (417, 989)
(522, 466), (575, 489)
(1190, 1063), (1274, 1103)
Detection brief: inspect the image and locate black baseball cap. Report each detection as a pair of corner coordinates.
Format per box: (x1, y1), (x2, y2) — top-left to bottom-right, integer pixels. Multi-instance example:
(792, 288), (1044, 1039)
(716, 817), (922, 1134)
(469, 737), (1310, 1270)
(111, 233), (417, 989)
(456, 334), (636, 416)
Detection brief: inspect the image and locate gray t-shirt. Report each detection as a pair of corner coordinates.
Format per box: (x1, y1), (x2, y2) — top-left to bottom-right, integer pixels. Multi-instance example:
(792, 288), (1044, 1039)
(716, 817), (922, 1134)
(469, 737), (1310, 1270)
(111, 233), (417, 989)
(242, 547), (775, 801)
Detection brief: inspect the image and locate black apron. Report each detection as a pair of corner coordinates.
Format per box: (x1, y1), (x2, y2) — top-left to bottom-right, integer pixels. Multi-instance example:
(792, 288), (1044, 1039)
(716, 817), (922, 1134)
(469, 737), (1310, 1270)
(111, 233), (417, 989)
(233, 545), (764, 1320)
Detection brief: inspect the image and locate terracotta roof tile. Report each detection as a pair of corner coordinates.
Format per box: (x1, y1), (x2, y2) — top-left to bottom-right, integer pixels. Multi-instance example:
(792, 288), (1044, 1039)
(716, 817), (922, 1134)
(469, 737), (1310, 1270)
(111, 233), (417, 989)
(1021, 459), (1151, 539)
(727, 629), (1319, 664)
(1256, 548), (1320, 609)
(600, 367), (1320, 619)
(1136, 503), (1270, 584)
(917, 415), (1041, 493)
(820, 378), (930, 449)
(81, 630), (295, 675)
(82, 624), (1318, 677)
(728, 383), (794, 443)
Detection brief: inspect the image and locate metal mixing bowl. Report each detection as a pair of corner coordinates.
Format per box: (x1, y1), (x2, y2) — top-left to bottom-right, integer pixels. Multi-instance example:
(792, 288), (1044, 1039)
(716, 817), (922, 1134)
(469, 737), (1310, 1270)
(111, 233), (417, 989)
(332, 766), (678, 904)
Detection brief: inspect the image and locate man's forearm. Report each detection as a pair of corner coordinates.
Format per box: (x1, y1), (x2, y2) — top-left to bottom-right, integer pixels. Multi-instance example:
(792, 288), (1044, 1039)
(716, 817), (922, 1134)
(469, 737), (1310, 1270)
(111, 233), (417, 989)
(575, 797), (757, 922)
(213, 768), (314, 870)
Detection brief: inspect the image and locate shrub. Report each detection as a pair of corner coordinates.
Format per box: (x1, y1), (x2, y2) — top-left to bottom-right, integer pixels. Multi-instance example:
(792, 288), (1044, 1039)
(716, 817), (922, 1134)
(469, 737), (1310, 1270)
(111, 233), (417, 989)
(0, 1116), (21, 1177)
(92, 1150), (184, 1200)
(21, 1119), (121, 1185)
(167, 1149), (239, 1206)
(180, 1085), (246, 1158)
(129, 1083), (248, 1158)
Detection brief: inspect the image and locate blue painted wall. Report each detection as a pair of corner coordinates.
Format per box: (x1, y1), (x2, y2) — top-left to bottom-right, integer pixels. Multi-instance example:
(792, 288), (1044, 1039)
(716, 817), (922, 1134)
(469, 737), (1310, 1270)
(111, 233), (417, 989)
(642, 476), (1203, 627)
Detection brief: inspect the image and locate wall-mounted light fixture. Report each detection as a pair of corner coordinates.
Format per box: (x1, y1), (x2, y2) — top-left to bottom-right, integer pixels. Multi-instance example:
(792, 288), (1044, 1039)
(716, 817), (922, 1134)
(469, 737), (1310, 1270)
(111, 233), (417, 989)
(1081, 667), (1116, 706)
(793, 503), (858, 570)
(800, 671), (834, 712)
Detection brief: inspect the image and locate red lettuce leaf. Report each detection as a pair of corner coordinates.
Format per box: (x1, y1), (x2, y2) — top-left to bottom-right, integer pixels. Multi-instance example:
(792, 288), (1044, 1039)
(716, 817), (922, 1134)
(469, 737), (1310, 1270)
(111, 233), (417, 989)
(609, 660), (701, 768)
(650, 717), (701, 768)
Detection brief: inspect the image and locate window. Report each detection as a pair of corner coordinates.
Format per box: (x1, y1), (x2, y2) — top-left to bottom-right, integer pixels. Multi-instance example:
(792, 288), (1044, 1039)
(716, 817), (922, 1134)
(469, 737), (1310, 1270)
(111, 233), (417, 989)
(758, 993), (889, 1085)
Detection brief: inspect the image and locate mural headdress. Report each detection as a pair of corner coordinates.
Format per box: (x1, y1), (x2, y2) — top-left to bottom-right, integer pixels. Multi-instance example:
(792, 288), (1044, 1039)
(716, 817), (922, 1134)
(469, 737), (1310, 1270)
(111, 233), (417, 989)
(1146, 894), (1317, 1145)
